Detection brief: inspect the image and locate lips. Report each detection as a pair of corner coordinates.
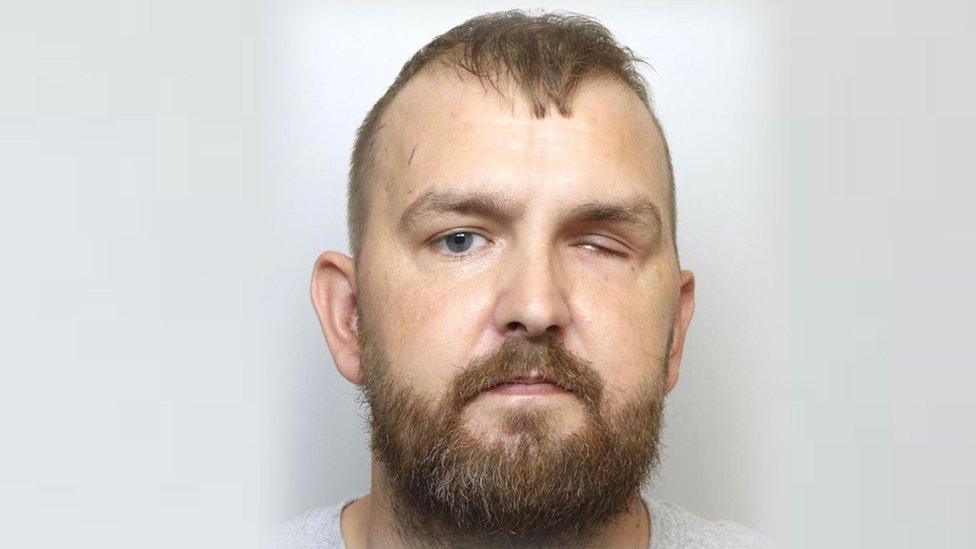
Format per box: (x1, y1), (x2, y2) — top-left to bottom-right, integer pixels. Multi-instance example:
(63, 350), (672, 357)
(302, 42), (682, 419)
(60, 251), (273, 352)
(482, 373), (571, 396)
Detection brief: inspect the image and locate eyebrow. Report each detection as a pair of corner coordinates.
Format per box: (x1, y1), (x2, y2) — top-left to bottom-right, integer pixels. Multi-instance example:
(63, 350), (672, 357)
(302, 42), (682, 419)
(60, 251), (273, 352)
(564, 197), (663, 238)
(398, 188), (662, 239)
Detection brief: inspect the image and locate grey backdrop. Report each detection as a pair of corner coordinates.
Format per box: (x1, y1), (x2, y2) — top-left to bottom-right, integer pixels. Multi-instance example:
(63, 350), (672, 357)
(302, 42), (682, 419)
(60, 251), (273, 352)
(3, 1), (974, 548)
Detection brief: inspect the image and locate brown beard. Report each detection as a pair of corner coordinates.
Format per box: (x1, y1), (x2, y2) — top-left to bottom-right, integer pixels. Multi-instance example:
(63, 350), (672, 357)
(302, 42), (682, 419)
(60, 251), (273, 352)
(357, 312), (670, 548)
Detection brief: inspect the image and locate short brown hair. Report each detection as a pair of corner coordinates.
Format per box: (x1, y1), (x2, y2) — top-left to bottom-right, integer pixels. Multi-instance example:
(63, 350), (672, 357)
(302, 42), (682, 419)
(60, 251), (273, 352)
(346, 9), (676, 265)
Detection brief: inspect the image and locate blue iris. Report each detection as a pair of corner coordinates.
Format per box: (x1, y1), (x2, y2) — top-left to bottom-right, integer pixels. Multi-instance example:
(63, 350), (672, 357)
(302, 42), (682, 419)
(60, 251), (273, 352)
(445, 232), (475, 253)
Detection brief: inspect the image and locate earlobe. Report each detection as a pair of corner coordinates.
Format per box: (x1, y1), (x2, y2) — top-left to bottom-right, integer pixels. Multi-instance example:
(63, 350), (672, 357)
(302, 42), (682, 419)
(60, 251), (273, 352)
(664, 269), (696, 395)
(310, 250), (364, 385)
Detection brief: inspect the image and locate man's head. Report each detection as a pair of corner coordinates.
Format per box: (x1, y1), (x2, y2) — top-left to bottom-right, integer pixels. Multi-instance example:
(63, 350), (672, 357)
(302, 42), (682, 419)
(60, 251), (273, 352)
(311, 9), (696, 546)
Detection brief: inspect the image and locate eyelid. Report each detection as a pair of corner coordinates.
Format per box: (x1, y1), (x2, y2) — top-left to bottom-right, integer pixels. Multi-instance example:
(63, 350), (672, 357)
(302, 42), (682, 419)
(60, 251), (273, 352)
(580, 242), (628, 258)
(427, 228), (491, 245)
(578, 235), (630, 258)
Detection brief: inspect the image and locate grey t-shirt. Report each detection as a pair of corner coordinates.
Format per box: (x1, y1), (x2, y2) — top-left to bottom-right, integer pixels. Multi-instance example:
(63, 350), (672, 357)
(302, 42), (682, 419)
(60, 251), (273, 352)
(269, 495), (773, 548)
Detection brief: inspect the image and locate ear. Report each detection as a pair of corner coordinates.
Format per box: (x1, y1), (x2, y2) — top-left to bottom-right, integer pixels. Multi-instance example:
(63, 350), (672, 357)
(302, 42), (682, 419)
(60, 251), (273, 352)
(310, 250), (363, 385)
(664, 269), (696, 395)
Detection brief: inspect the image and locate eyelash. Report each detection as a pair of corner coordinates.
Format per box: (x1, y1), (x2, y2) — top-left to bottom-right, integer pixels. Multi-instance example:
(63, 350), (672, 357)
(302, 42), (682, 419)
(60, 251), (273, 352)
(427, 231), (628, 259)
(583, 244), (628, 258)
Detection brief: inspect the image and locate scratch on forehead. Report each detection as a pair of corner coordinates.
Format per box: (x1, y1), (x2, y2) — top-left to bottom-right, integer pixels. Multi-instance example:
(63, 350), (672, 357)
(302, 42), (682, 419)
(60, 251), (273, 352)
(407, 142), (419, 166)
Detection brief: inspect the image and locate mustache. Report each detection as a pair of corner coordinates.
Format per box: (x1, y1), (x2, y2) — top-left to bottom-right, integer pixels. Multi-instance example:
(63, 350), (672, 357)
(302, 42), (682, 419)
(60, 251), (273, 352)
(450, 332), (604, 412)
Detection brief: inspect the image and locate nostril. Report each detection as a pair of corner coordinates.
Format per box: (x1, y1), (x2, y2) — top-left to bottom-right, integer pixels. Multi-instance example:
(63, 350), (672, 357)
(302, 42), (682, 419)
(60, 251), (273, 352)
(506, 321), (526, 333)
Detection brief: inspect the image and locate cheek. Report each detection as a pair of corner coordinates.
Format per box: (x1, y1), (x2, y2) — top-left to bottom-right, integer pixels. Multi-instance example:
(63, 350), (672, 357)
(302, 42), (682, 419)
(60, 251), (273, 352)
(374, 267), (493, 397)
(572, 267), (675, 393)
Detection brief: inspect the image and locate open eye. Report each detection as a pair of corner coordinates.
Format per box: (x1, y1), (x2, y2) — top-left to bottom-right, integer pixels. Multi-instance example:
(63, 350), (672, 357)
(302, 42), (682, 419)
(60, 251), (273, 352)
(430, 231), (490, 257)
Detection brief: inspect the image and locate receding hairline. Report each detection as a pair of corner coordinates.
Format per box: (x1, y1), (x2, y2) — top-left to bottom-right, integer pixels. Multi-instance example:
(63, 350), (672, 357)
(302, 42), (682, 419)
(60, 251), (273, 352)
(386, 61), (656, 125)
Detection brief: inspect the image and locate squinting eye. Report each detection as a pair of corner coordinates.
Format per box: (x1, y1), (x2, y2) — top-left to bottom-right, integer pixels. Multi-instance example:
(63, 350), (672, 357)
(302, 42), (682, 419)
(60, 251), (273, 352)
(580, 243), (628, 259)
(432, 231), (489, 256)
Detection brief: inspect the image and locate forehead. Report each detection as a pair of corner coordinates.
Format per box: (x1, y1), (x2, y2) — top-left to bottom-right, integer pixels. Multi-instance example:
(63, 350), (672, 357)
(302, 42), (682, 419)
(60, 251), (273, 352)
(374, 69), (670, 218)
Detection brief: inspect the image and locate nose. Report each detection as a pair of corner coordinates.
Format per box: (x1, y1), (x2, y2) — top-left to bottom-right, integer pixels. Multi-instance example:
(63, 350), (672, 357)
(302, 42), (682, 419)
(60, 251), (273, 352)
(492, 245), (571, 340)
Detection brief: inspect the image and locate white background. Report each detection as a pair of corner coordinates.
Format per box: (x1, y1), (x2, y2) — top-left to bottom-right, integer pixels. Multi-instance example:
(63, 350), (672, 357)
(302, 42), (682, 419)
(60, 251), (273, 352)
(2, 1), (974, 547)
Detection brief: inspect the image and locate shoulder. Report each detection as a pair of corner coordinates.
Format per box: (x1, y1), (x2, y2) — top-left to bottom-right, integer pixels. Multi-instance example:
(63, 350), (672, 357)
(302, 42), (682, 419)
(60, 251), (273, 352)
(646, 498), (774, 549)
(264, 497), (357, 549)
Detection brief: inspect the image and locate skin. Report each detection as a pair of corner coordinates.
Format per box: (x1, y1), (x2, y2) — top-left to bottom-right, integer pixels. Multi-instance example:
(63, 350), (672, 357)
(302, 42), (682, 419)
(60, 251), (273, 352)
(310, 69), (696, 548)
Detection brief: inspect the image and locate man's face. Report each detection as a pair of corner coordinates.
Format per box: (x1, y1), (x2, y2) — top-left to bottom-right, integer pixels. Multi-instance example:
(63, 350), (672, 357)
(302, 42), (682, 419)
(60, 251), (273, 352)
(357, 72), (681, 444)
(312, 68), (695, 543)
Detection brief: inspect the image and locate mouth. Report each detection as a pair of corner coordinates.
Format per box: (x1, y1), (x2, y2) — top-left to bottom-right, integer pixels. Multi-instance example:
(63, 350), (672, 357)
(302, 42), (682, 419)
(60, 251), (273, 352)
(482, 373), (572, 396)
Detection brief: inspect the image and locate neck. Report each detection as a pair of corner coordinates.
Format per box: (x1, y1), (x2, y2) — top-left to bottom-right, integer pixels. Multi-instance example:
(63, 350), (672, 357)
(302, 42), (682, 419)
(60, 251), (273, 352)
(340, 461), (650, 549)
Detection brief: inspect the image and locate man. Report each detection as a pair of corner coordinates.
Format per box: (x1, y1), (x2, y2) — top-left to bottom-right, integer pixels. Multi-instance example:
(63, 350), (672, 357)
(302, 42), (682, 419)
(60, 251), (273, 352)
(274, 9), (770, 548)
